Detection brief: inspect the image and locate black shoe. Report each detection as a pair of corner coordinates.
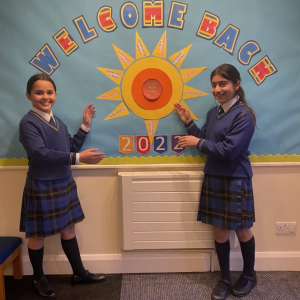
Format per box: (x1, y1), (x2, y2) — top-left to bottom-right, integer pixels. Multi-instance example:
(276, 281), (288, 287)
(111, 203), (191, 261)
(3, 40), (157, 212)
(71, 270), (106, 286)
(231, 273), (257, 297)
(33, 276), (56, 299)
(211, 279), (231, 300)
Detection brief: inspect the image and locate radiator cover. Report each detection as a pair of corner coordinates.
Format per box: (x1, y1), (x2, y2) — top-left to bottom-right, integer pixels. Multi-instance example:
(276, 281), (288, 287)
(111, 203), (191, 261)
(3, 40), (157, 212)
(118, 171), (215, 250)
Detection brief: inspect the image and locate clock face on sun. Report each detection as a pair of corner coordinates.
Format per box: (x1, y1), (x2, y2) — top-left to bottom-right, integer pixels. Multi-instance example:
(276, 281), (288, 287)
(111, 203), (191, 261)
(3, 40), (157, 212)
(96, 31), (208, 156)
(142, 78), (163, 101)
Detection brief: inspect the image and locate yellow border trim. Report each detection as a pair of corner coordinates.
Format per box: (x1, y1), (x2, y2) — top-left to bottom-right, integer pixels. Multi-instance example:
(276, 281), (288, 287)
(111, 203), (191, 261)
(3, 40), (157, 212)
(2, 154), (300, 166)
(0, 158), (29, 166)
(249, 154), (300, 163)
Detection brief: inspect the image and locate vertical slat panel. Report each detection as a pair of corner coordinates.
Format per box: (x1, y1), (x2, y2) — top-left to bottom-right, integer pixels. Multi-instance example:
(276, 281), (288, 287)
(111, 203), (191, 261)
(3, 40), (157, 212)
(118, 171), (216, 251)
(118, 172), (134, 250)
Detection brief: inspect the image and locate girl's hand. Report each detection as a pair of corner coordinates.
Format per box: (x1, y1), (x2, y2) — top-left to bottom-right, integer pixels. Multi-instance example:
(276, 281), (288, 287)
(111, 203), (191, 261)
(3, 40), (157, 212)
(177, 135), (199, 148)
(83, 104), (96, 128)
(174, 103), (192, 124)
(79, 148), (106, 164)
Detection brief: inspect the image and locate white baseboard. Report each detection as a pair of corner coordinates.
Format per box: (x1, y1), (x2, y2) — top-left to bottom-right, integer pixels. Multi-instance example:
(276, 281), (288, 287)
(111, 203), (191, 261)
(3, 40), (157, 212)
(5, 251), (300, 276)
(229, 252), (300, 271)
(19, 251), (213, 275)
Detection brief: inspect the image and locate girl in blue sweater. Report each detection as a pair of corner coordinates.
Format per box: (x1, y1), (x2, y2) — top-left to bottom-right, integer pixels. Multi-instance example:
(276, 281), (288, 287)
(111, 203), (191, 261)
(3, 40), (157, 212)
(19, 74), (106, 299)
(174, 64), (257, 300)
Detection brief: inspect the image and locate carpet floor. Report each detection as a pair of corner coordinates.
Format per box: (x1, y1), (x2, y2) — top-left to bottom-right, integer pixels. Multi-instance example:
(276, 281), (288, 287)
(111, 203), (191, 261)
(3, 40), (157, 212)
(121, 271), (300, 300)
(4, 271), (300, 300)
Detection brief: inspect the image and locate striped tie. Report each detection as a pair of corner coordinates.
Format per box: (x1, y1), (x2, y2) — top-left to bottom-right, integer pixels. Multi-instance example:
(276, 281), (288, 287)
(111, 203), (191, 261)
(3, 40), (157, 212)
(49, 117), (56, 127)
(218, 105), (224, 116)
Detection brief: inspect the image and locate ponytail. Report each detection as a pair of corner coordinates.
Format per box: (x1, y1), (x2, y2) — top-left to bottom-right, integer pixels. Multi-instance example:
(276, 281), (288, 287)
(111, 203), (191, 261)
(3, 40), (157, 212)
(211, 64), (258, 128)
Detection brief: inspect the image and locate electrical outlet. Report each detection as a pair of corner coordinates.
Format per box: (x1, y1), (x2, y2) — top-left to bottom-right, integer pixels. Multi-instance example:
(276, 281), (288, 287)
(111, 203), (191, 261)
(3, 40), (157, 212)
(275, 222), (297, 234)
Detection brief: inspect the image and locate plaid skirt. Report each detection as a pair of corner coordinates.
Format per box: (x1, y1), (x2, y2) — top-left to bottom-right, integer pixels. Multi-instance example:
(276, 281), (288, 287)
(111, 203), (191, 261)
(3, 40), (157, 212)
(20, 176), (85, 238)
(197, 174), (255, 231)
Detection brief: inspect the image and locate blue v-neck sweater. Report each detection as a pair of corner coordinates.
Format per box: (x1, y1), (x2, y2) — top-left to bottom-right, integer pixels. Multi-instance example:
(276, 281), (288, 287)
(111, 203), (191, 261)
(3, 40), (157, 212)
(185, 102), (255, 178)
(19, 111), (87, 180)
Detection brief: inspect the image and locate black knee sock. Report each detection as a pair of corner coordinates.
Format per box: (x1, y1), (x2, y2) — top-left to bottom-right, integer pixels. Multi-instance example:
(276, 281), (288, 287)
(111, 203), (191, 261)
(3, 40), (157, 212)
(215, 239), (231, 282)
(61, 236), (86, 277)
(240, 236), (255, 277)
(28, 246), (44, 280)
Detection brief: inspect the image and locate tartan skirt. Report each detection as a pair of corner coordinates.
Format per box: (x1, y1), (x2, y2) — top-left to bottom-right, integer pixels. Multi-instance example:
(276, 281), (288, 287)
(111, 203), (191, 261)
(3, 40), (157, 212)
(20, 176), (85, 238)
(197, 174), (255, 231)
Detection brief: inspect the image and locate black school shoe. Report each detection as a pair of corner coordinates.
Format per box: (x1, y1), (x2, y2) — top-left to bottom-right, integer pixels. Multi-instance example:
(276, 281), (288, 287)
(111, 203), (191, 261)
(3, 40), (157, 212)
(71, 270), (106, 286)
(231, 273), (257, 297)
(33, 276), (56, 299)
(211, 279), (231, 300)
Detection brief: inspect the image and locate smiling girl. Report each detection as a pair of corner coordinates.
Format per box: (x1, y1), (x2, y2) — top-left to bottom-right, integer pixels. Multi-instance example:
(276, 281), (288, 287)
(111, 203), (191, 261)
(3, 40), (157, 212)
(174, 64), (257, 300)
(19, 74), (107, 299)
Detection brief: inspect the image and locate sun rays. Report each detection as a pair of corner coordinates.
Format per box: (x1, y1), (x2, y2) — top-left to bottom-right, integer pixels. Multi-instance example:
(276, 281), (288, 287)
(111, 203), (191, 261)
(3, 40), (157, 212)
(96, 31), (208, 145)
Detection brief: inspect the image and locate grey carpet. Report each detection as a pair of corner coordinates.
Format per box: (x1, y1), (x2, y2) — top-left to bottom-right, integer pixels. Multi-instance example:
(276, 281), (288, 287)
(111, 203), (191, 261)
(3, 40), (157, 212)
(120, 271), (300, 300)
(4, 272), (300, 299)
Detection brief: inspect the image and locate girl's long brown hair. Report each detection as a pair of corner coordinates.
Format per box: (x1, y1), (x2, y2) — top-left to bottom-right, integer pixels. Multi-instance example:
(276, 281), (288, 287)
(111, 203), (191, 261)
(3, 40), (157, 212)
(27, 73), (56, 94)
(211, 64), (257, 128)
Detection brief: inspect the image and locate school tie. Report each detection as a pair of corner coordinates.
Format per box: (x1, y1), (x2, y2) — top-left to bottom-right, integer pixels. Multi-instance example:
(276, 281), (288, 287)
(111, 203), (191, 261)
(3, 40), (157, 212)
(218, 105), (225, 116)
(49, 117), (56, 127)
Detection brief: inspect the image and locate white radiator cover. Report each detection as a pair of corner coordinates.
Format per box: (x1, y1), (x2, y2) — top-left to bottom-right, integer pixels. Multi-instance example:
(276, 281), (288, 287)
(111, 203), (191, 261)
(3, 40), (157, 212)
(118, 171), (217, 251)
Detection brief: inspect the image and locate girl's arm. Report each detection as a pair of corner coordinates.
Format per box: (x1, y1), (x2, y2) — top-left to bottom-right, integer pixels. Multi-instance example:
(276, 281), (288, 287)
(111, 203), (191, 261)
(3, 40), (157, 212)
(20, 122), (105, 165)
(82, 103), (95, 128)
(177, 112), (254, 161)
(185, 119), (207, 139)
(20, 121), (78, 166)
(69, 104), (96, 152)
(198, 112), (255, 161)
(174, 102), (207, 138)
(68, 129), (88, 152)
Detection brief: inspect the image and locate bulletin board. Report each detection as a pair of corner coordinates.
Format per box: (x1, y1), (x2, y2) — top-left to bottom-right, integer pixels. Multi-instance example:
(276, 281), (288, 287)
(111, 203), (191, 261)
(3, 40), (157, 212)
(0, 0), (299, 166)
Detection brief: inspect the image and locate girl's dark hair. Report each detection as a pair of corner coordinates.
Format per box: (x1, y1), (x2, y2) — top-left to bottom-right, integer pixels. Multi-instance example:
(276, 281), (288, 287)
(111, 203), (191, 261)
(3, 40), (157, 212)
(211, 64), (257, 128)
(26, 73), (56, 94)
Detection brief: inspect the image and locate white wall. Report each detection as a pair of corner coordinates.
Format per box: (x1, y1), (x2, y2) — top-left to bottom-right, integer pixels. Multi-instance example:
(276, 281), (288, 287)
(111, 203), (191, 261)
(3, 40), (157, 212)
(1, 163), (300, 275)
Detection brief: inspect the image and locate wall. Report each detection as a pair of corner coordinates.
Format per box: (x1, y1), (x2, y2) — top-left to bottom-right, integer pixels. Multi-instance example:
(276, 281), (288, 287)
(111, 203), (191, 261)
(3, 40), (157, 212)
(1, 163), (300, 275)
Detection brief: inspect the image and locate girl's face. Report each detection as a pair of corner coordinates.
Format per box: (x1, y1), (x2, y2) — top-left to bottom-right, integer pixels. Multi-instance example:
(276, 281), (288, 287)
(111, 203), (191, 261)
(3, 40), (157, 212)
(211, 74), (240, 105)
(26, 80), (57, 114)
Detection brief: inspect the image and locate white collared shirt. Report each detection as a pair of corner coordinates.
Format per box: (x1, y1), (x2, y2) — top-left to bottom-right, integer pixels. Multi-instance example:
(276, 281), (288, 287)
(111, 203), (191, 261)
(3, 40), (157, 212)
(32, 106), (54, 123)
(220, 95), (240, 113)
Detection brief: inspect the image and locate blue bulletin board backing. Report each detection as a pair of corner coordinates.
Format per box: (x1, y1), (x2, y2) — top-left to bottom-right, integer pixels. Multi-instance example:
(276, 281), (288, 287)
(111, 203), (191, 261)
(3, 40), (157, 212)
(0, 0), (300, 166)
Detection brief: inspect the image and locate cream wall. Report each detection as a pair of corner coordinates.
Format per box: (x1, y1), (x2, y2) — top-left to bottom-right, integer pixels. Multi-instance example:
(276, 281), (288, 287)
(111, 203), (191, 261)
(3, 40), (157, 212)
(1, 163), (300, 275)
